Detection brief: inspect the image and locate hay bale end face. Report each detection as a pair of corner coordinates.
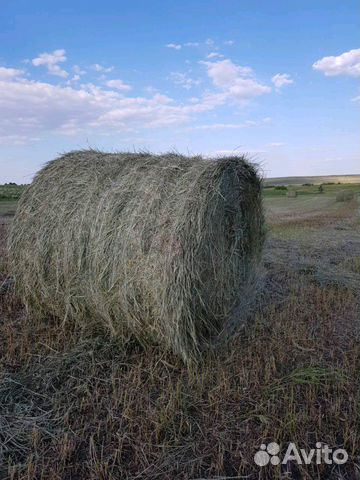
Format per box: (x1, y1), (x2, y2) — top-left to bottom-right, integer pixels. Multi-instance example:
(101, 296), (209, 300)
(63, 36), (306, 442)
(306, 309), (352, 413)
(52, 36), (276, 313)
(8, 150), (265, 362)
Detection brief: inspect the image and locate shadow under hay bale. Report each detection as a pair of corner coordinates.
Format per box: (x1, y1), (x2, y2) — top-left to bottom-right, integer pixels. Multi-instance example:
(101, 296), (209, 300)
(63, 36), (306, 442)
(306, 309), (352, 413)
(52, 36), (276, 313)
(336, 191), (355, 202)
(8, 150), (264, 362)
(287, 190), (297, 198)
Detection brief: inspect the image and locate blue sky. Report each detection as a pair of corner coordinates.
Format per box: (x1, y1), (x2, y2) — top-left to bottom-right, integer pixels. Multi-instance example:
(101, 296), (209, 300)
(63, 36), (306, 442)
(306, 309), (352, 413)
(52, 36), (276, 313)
(0, 0), (359, 183)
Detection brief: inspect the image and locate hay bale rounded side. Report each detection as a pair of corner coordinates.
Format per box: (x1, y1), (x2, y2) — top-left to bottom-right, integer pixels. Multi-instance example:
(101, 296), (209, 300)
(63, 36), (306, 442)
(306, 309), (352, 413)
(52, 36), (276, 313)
(8, 150), (265, 362)
(287, 190), (297, 198)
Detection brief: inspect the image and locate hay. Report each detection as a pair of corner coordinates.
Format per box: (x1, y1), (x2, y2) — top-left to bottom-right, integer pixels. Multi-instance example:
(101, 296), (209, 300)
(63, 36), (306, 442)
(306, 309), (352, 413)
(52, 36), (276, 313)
(287, 190), (297, 198)
(8, 150), (264, 362)
(336, 191), (355, 202)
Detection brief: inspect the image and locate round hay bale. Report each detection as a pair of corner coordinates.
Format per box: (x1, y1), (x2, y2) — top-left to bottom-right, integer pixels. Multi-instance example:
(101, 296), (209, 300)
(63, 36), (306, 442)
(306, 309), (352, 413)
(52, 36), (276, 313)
(8, 150), (265, 362)
(287, 190), (297, 198)
(336, 190), (354, 202)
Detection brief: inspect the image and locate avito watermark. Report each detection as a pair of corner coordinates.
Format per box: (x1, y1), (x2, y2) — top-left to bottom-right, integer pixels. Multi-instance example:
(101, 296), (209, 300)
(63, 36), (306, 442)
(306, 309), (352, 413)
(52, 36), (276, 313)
(254, 442), (348, 466)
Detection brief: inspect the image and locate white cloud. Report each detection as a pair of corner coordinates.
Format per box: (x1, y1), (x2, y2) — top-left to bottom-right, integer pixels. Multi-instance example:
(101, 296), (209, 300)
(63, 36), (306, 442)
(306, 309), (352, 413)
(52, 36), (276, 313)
(166, 39), (225, 50)
(0, 134), (40, 146)
(0, 67), (24, 79)
(169, 72), (201, 90)
(192, 122), (255, 130)
(271, 73), (294, 89)
(73, 65), (86, 75)
(0, 73), (221, 144)
(105, 79), (132, 91)
(206, 52), (224, 59)
(351, 95), (360, 104)
(267, 142), (286, 147)
(201, 59), (271, 100)
(32, 49), (68, 78)
(66, 74), (81, 85)
(0, 52), (273, 147)
(91, 63), (114, 73)
(166, 42), (202, 49)
(144, 85), (159, 95)
(202, 59), (253, 87)
(166, 43), (182, 50)
(313, 48), (360, 77)
(192, 118), (270, 131)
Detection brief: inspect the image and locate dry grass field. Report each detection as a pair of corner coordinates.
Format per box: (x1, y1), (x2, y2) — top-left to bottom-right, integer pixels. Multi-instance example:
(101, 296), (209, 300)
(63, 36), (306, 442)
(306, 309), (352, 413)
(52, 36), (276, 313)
(264, 174), (360, 186)
(0, 182), (359, 479)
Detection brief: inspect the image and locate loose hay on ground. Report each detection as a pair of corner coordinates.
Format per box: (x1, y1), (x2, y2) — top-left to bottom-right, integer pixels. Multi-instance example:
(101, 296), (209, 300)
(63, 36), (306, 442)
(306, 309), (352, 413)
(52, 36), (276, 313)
(8, 150), (264, 362)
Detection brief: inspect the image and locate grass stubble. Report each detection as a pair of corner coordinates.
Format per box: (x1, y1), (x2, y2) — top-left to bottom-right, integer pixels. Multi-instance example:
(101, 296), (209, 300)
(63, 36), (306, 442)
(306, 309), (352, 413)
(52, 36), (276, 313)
(0, 173), (359, 479)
